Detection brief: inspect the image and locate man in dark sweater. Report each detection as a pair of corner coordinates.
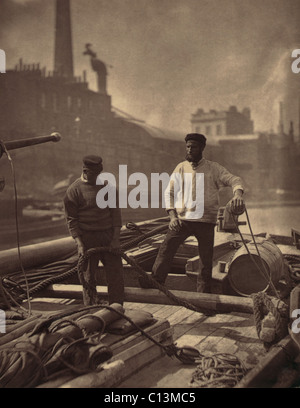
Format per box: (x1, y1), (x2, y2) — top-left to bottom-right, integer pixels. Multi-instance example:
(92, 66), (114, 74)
(63, 155), (124, 306)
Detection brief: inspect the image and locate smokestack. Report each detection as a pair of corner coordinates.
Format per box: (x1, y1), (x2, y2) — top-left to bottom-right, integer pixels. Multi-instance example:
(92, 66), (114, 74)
(279, 101), (284, 134)
(54, 0), (74, 78)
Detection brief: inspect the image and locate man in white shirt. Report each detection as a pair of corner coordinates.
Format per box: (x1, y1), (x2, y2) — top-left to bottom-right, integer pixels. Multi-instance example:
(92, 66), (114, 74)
(147, 133), (245, 293)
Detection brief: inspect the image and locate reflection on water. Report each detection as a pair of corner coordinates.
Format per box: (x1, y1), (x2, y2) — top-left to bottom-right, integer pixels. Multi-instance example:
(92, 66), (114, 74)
(238, 205), (300, 236)
(1, 203), (299, 252)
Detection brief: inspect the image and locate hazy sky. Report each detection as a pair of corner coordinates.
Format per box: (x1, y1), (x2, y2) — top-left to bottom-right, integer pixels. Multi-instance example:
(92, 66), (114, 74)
(1, 0), (300, 133)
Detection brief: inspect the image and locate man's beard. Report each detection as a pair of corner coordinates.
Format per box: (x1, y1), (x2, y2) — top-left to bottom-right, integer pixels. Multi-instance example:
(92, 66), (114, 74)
(186, 153), (202, 163)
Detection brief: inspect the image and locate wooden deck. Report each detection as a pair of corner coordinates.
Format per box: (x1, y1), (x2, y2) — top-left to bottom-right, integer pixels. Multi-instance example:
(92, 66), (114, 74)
(2, 224), (300, 388)
(116, 301), (266, 388)
(19, 295), (266, 388)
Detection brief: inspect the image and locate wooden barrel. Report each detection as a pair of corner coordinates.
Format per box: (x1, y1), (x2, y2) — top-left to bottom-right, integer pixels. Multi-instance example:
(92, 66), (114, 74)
(227, 239), (284, 296)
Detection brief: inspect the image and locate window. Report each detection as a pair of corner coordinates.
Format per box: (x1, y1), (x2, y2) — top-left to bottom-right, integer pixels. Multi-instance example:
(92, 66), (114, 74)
(205, 125), (211, 135)
(53, 93), (58, 113)
(216, 125), (222, 135)
(40, 92), (46, 109)
(67, 96), (72, 111)
(195, 126), (200, 133)
(77, 97), (82, 110)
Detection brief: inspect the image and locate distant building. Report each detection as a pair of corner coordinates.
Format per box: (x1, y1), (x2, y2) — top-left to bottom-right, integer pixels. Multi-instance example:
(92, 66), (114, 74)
(0, 0), (299, 211)
(191, 106), (254, 136)
(0, 0), (184, 224)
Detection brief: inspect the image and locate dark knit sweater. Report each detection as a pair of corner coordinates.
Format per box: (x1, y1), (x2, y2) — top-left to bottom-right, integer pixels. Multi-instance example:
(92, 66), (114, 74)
(64, 178), (122, 238)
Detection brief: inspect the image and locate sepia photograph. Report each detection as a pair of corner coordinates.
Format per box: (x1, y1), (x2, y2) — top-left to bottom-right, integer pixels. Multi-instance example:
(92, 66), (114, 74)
(0, 0), (300, 391)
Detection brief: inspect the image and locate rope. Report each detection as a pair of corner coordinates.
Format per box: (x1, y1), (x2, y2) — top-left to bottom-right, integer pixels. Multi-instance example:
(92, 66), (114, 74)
(0, 342), (47, 388)
(0, 305), (115, 388)
(227, 204), (292, 346)
(69, 304), (209, 366)
(0, 220), (169, 309)
(120, 221), (169, 250)
(125, 221), (147, 235)
(251, 292), (288, 343)
(0, 141), (32, 315)
(231, 208), (280, 298)
(284, 255), (300, 282)
(190, 352), (247, 388)
(32, 302), (208, 366)
(79, 246), (214, 316)
(5, 264), (79, 305)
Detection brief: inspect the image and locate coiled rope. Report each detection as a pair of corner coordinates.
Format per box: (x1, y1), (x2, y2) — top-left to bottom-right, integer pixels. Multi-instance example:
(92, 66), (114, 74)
(229, 205), (291, 345)
(189, 352), (247, 388)
(251, 291), (288, 343)
(0, 221), (168, 307)
(0, 141), (32, 315)
(2, 220), (215, 315)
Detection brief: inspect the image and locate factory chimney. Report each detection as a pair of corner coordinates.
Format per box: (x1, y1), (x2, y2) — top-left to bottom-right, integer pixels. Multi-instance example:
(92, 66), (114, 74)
(54, 0), (74, 78)
(278, 101), (284, 134)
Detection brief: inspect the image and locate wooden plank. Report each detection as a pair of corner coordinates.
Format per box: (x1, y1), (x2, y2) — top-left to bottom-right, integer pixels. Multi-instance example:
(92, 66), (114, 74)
(38, 319), (172, 388)
(278, 244), (300, 256)
(116, 306), (268, 389)
(103, 328), (173, 388)
(152, 305), (180, 320)
(39, 284), (254, 314)
(196, 313), (242, 352)
(110, 326), (173, 364)
(210, 313), (260, 355)
(117, 352), (197, 389)
(59, 360), (127, 389)
(123, 301), (162, 314)
(99, 268), (197, 291)
(102, 320), (172, 355)
(179, 311), (206, 326)
(196, 312), (264, 370)
(171, 314), (208, 341)
(117, 311), (256, 389)
(235, 336), (300, 388)
(166, 307), (197, 326)
(175, 315), (234, 351)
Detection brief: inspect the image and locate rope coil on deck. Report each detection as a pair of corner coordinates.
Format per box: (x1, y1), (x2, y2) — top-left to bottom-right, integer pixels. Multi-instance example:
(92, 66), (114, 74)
(190, 352), (248, 388)
(251, 292), (289, 344)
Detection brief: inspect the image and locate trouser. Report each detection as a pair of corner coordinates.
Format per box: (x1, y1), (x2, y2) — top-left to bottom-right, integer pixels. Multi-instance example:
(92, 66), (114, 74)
(152, 221), (215, 292)
(80, 229), (124, 305)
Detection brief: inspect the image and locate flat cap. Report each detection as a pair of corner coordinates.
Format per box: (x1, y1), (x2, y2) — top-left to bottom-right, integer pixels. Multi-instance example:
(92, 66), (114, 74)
(82, 155), (103, 169)
(185, 133), (206, 145)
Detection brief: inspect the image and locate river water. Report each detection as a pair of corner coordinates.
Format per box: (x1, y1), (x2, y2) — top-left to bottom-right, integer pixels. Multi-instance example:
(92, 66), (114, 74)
(238, 204), (300, 236)
(126, 203), (300, 237)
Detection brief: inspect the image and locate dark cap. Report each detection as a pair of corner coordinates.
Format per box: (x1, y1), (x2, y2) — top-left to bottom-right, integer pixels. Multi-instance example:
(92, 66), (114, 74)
(185, 133), (206, 146)
(82, 155), (103, 171)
